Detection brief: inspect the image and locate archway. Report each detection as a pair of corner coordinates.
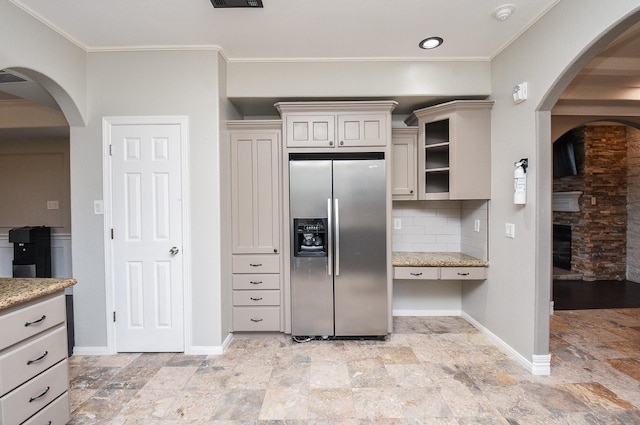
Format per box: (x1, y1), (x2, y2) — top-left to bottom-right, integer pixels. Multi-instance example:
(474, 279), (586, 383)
(535, 9), (640, 362)
(4, 67), (84, 127)
(0, 66), (83, 354)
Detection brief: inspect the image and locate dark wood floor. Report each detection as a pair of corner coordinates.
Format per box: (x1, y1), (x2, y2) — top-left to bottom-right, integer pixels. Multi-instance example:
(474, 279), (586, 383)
(553, 279), (640, 310)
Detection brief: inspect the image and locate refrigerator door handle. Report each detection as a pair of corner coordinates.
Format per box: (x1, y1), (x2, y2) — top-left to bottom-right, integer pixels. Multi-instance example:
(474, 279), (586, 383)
(327, 198), (333, 276)
(335, 198), (340, 276)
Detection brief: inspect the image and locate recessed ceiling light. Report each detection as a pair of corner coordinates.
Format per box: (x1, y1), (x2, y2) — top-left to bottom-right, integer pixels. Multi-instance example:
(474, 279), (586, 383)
(419, 37), (443, 50)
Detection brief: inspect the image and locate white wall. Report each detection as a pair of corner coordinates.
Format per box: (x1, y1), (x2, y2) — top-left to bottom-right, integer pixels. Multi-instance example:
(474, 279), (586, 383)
(462, 0), (640, 371)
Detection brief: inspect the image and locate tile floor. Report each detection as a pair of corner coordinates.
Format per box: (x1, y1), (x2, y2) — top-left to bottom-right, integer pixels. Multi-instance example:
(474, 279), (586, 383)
(68, 310), (640, 424)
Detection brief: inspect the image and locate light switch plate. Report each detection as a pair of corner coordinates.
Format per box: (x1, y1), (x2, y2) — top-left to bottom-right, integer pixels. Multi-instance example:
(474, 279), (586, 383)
(474, 219), (480, 232)
(94, 200), (104, 215)
(47, 200), (59, 210)
(505, 223), (515, 239)
(394, 218), (402, 230)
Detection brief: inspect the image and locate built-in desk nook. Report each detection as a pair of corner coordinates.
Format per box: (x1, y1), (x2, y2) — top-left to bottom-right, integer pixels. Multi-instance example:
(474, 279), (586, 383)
(393, 252), (488, 280)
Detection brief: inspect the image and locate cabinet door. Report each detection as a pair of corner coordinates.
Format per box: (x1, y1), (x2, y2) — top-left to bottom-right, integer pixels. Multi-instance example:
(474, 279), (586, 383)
(391, 128), (417, 200)
(285, 115), (335, 148)
(412, 101), (493, 200)
(337, 114), (387, 147)
(230, 131), (280, 254)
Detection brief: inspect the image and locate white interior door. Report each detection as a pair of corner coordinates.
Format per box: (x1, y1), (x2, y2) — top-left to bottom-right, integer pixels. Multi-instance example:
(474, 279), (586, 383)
(110, 122), (184, 352)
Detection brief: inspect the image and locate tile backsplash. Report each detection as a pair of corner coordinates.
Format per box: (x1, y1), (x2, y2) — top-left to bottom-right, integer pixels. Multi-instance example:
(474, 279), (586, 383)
(392, 200), (488, 261)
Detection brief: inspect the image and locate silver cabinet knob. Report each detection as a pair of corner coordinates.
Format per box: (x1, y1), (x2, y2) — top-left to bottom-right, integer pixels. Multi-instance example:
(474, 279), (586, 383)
(169, 247), (179, 255)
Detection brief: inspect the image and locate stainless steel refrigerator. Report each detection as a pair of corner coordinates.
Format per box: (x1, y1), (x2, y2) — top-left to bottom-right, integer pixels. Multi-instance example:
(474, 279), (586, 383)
(289, 153), (388, 337)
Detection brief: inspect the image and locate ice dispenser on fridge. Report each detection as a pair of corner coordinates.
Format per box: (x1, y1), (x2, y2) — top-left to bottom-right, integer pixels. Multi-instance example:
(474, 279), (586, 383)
(294, 219), (327, 257)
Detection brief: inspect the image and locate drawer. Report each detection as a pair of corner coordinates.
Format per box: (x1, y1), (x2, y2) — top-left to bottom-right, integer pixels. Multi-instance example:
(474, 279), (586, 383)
(233, 290), (280, 306)
(22, 391), (69, 425)
(232, 307), (280, 331)
(393, 266), (439, 280)
(232, 274), (280, 290)
(440, 267), (487, 280)
(232, 255), (280, 274)
(0, 325), (67, 396)
(0, 294), (66, 350)
(0, 359), (68, 425)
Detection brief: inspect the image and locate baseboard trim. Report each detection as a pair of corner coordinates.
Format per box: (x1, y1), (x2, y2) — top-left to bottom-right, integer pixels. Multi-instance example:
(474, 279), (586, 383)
(393, 309), (461, 317)
(461, 312), (550, 376)
(73, 346), (111, 356)
(188, 333), (233, 355)
(532, 354), (552, 376)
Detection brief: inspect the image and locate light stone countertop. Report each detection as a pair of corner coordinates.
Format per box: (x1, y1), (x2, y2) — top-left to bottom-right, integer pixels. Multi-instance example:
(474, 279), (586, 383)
(0, 278), (77, 312)
(392, 252), (489, 267)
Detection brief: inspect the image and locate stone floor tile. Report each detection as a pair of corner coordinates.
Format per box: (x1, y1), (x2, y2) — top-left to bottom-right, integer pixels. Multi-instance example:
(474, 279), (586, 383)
(67, 312), (640, 424)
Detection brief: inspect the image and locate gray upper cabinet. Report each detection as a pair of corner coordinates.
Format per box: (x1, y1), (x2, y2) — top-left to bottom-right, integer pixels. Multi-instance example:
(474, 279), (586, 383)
(391, 127), (418, 200)
(229, 121), (281, 254)
(276, 101), (397, 150)
(406, 100), (493, 200)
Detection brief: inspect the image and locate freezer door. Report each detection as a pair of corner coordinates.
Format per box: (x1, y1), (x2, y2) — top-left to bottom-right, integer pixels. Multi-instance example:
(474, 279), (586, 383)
(290, 160), (334, 336)
(333, 159), (388, 336)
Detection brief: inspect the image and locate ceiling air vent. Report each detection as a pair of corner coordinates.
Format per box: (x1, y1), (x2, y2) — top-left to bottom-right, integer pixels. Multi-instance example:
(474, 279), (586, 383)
(211, 0), (263, 8)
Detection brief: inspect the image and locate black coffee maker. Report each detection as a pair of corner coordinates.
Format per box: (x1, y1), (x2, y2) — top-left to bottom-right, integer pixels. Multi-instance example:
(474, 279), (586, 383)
(8, 226), (51, 278)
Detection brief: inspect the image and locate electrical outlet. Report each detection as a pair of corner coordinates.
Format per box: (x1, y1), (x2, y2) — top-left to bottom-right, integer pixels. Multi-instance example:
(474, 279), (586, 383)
(474, 219), (480, 232)
(394, 218), (402, 230)
(505, 223), (515, 239)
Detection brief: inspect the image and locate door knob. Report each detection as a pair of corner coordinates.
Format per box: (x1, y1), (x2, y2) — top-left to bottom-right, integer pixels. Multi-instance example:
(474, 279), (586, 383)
(169, 247), (179, 255)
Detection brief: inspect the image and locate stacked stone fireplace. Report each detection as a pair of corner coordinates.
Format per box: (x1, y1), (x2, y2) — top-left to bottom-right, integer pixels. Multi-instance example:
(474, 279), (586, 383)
(553, 125), (632, 281)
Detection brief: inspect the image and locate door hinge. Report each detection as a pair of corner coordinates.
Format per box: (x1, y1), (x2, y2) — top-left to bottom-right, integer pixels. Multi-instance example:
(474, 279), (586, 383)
(111, 228), (114, 239)
(113, 311), (116, 322)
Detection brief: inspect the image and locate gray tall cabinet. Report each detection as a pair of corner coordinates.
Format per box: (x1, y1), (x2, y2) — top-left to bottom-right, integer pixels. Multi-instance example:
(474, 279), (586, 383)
(228, 120), (283, 332)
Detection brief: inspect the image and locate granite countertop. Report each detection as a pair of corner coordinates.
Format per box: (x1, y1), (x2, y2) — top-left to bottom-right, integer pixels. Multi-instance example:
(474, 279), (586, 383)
(392, 252), (489, 267)
(0, 278), (77, 312)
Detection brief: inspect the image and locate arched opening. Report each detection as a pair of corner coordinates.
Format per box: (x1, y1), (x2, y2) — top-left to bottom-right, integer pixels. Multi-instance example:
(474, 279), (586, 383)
(537, 10), (640, 370)
(0, 67), (82, 354)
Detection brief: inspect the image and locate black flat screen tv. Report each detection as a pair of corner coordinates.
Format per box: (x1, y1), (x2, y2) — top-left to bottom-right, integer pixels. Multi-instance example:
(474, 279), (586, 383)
(553, 135), (578, 178)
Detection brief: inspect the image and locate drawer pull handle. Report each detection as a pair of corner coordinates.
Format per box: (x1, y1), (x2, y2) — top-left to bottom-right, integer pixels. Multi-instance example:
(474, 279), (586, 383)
(29, 386), (50, 402)
(250, 281), (263, 285)
(410, 272), (423, 276)
(249, 263), (262, 267)
(250, 318), (263, 323)
(27, 351), (49, 365)
(25, 315), (47, 327)
(250, 297), (263, 301)
(457, 272), (470, 276)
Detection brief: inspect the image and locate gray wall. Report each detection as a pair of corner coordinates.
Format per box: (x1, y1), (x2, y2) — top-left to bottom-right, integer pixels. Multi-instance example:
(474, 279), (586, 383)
(70, 50), (226, 350)
(463, 0), (640, 365)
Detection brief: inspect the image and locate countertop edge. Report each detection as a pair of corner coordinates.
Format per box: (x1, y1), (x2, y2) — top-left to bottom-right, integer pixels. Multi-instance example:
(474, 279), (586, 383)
(392, 252), (489, 268)
(0, 278), (77, 313)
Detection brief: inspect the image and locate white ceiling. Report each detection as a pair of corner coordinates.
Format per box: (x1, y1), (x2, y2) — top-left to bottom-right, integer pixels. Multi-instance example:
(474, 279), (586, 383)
(1, 0), (639, 134)
(9, 0), (559, 60)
